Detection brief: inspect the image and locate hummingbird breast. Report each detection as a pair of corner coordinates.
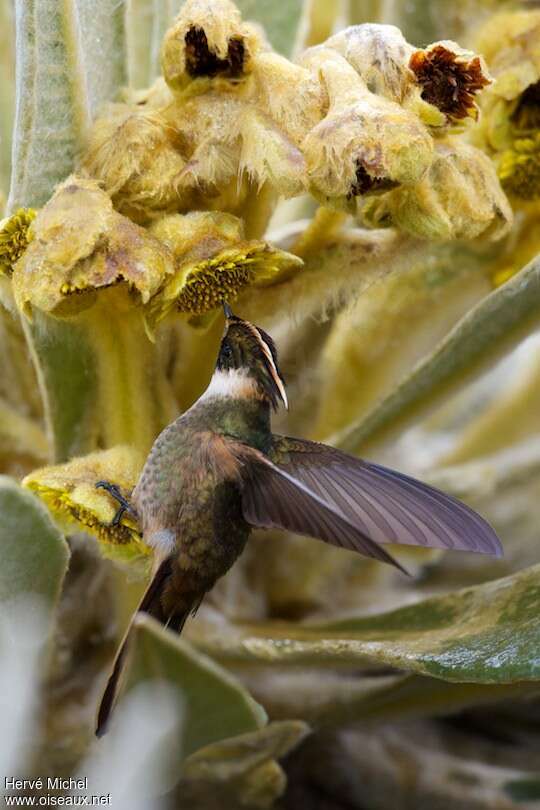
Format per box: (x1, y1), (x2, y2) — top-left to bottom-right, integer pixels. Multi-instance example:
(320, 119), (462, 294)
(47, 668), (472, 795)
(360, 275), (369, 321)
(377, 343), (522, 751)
(132, 421), (252, 613)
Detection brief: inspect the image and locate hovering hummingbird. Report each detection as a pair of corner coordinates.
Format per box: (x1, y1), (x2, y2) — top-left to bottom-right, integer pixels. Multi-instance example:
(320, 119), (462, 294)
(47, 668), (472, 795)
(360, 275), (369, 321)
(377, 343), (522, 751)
(95, 303), (502, 736)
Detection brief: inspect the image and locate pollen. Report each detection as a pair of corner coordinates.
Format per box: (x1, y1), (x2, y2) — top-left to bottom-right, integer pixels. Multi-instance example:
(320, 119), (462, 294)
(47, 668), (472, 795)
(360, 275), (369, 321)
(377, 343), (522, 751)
(498, 132), (540, 199)
(409, 45), (490, 121)
(176, 258), (254, 314)
(0, 208), (36, 276)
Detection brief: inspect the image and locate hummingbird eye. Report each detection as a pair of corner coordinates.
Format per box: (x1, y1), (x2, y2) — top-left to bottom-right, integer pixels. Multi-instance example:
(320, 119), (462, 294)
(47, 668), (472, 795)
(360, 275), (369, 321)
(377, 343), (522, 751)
(221, 342), (233, 360)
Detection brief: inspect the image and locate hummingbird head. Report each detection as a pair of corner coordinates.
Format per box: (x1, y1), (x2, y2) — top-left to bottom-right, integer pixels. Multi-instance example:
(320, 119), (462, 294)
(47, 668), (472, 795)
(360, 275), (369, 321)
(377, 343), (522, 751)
(212, 305), (288, 410)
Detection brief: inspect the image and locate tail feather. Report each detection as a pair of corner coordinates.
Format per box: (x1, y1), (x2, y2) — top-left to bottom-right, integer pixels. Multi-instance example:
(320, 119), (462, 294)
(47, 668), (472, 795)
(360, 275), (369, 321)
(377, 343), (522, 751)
(96, 556), (191, 738)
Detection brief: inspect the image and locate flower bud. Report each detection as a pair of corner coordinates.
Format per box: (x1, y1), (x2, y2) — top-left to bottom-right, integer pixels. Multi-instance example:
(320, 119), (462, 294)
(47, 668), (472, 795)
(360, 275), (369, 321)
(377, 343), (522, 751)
(252, 52), (325, 146)
(325, 24), (414, 103)
(12, 177), (175, 318)
(239, 107), (306, 198)
(161, 0), (263, 93)
(361, 139), (512, 241)
(80, 105), (189, 221)
(301, 54), (433, 203)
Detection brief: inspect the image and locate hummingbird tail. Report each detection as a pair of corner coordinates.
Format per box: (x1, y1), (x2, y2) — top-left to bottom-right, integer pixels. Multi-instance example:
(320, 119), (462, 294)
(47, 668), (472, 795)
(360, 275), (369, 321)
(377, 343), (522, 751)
(95, 557), (192, 738)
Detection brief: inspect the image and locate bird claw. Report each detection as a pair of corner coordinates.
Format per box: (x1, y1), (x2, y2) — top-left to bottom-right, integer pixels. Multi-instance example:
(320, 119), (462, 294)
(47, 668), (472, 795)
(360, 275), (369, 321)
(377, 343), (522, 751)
(96, 480), (138, 526)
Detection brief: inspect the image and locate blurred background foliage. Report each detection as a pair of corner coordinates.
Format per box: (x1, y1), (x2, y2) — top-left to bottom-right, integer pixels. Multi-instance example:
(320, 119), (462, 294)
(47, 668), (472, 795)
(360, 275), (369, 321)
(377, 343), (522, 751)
(1, 0), (540, 807)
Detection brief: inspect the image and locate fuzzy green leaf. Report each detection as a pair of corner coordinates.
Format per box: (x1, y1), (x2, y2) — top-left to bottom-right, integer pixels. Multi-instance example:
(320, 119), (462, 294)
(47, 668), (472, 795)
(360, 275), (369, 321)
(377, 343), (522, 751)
(198, 563), (540, 684)
(333, 253), (540, 455)
(0, 0), (15, 197)
(8, 0), (126, 212)
(0, 476), (68, 606)
(180, 721), (309, 808)
(124, 615), (267, 759)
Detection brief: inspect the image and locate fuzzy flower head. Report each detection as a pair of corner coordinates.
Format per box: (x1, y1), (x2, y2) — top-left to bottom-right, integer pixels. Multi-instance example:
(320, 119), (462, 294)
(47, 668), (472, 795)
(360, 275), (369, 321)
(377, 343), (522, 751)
(300, 51), (433, 205)
(161, 0), (264, 94)
(475, 11), (540, 201)
(12, 177), (175, 318)
(80, 106), (189, 222)
(360, 139), (512, 242)
(409, 42), (491, 122)
(146, 211), (302, 329)
(24, 447), (147, 562)
(0, 209), (36, 276)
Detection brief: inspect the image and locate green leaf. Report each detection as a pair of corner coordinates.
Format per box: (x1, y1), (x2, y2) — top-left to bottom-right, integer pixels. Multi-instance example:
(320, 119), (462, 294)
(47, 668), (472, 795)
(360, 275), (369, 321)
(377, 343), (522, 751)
(180, 721), (309, 808)
(197, 563), (540, 684)
(333, 253), (540, 455)
(0, 476), (68, 607)
(126, 0), (175, 89)
(24, 313), (99, 462)
(124, 615), (267, 759)
(8, 0), (126, 212)
(0, 0), (15, 196)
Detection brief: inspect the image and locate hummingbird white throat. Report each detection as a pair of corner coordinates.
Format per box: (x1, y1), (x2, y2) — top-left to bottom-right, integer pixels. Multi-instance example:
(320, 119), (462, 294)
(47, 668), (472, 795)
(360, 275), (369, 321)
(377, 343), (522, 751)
(95, 304), (503, 736)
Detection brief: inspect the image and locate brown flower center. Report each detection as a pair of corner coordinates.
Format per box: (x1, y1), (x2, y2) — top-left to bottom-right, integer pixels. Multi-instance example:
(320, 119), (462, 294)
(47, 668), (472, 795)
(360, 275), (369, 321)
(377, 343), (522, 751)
(348, 162), (398, 198)
(409, 46), (490, 120)
(184, 26), (245, 79)
(512, 81), (540, 130)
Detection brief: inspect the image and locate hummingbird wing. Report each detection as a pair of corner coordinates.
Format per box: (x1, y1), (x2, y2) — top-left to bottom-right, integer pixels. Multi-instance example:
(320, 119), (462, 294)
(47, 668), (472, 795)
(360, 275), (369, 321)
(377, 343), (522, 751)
(235, 446), (407, 573)
(255, 436), (502, 557)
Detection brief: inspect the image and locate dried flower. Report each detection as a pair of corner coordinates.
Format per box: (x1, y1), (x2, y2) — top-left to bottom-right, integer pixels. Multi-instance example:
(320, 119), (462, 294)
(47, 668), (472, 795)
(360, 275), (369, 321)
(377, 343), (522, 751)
(409, 42), (491, 122)
(161, 0), (263, 93)
(12, 177), (175, 318)
(361, 139), (512, 241)
(23, 446), (147, 561)
(0, 208), (36, 276)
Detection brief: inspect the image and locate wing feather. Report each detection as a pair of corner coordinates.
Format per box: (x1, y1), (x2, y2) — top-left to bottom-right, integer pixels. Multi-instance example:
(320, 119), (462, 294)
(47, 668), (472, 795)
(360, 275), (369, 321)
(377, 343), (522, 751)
(264, 437), (502, 557)
(239, 450), (406, 572)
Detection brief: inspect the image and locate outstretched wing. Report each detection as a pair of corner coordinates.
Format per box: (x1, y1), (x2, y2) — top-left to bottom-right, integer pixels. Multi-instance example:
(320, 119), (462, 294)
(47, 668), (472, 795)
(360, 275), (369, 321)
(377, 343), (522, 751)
(237, 447), (406, 573)
(258, 436), (502, 557)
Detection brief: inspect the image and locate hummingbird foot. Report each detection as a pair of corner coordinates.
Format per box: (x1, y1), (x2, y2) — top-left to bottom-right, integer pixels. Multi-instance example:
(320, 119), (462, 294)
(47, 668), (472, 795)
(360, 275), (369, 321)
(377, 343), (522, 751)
(95, 480), (138, 526)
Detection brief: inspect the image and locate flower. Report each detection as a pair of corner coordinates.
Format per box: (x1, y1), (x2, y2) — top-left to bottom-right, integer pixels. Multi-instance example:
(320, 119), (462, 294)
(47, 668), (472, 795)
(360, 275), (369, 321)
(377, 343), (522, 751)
(12, 177), (176, 318)
(0, 208), (36, 276)
(23, 446), (147, 562)
(474, 12), (540, 201)
(360, 139), (512, 242)
(146, 212), (303, 328)
(409, 42), (491, 122)
(300, 51), (433, 204)
(161, 0), (263, 93)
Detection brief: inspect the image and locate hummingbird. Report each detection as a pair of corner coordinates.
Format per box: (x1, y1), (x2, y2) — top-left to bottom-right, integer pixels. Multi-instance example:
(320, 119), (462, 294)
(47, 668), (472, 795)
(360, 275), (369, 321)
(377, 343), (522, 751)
(95, 303), (502, 736)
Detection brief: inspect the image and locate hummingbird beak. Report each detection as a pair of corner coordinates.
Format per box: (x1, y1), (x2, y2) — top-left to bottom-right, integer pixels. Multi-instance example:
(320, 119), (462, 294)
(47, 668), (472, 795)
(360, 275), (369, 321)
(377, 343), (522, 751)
(223, 301), (233, 320)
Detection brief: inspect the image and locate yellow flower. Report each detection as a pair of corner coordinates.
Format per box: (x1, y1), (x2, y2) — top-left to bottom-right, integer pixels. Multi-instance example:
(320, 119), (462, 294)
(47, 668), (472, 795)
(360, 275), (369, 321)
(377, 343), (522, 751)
(361, 139), (512, 242)
(475, 12), (540, 201)
(23, 446), (147, 563)
(161, 0), (263, 94)
(146, 212), (303, 329)
(300, 51), (433, 204)
(12, 176), (175, 318)
(0, 208), (36, 276)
